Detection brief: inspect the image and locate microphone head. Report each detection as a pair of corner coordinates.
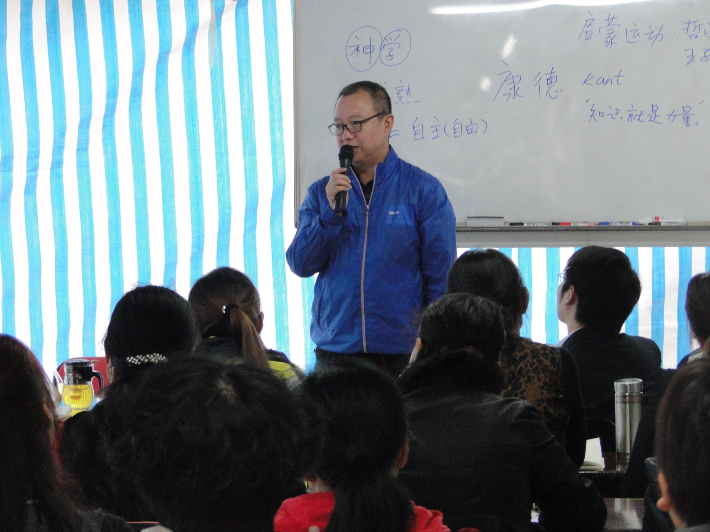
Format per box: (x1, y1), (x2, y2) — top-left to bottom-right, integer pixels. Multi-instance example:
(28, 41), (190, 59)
(339, 145), (354, 158)
(339, 145), (354, 164)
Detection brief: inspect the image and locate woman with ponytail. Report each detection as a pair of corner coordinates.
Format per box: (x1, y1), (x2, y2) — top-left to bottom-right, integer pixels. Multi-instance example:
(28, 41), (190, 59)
(189, 267), (302, 384)
(446, 249), (586, 466)
(398, 293), (606, 532)
(274, 357), (452, 532)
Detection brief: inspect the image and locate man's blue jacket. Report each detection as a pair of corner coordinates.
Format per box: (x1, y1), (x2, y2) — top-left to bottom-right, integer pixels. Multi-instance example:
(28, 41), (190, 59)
(286, 148), (457, 355)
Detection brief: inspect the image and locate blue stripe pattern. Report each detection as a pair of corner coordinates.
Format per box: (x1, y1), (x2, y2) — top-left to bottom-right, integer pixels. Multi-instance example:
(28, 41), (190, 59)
(99, 0), (124, 310)
(235, 0), (259, 285)
(625, 247), (640, 336)
(676, 247), (692, 360)
(45, 0), (70, 364)
(651, 247), (665, 351)
(303, 276), (315, 371)
(0, 0), (15, 336)
(518, 248), (533, 339)
(263, 0), (290, 353)
(545, 247), (559, 344)
(127, 0), (150, 286)
(210, 1), (232, 269)
(155, 1), (177, 289)
(72, 0), (98, 356)
(2, 2), (709, 375)
(20, 0), (43, 357)
(182, 0), (205, 286)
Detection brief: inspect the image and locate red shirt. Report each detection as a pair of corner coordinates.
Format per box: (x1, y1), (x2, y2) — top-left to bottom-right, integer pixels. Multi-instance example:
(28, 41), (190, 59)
(274, 492), (452, 532)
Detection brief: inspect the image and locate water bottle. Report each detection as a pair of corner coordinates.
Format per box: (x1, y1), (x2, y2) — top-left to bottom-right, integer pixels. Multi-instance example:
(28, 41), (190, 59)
(614, 378), (643, 468)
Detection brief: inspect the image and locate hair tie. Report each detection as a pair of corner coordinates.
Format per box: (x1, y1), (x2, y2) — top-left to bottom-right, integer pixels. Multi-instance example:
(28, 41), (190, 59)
(124, 353), (169, 366)
(223, 303), (240, 314)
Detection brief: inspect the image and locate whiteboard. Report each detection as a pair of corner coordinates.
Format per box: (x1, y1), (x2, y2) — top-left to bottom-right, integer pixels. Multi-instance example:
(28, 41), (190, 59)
(295, 0), (710, 225)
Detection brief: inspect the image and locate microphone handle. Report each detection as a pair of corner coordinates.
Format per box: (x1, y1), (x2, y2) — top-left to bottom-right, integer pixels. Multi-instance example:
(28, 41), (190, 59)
(333, 163), (350, 214)
(334, 190), (347, 213)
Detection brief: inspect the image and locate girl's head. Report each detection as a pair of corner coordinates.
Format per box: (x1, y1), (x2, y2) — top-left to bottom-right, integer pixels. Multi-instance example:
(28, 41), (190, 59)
(418, 293), (505, 362)
(447, 249), (528, 335)
(415, 293), (506, 393)
(300, 358), (413, 532)
(104, 285), (199, 383)
(0, 334), (54, 413)
(685, 273), (710, 354)
(107, 356), (302, 532)
(0, 335), (81, 531)
(189, 267), (270, 368)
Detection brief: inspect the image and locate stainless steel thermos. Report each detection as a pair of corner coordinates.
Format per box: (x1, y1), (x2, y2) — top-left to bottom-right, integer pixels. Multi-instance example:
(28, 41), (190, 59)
(614, 378), (643, 466)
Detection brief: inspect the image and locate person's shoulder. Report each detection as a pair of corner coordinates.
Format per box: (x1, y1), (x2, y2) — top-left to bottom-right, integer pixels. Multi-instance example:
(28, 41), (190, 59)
(622, 334), (662, 359)
(517, 337), (560, 359)
(306, 175), (331, 195)
(679, 347), (705, 366)
(502, 337), (561, 383)
(412, 503), (452, 532)
(274, 492), (335, 532)
(81, 508), (134, 532)
(677, 525), (710, 532)
(389, 150), (442, 187)
(625, 334), (660, 347)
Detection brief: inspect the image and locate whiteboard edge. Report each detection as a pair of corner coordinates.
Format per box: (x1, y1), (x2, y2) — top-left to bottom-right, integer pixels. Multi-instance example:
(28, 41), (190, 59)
(293, 0), (300, 228)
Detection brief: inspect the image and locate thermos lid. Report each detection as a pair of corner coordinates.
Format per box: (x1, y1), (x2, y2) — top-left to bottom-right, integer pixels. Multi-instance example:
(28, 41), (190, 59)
(614, 378), (643, 394)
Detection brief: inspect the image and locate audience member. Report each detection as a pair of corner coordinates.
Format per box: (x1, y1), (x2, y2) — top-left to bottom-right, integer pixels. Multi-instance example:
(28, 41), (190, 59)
(103, 285), (199, 385)
(108, 356), (303, 532)
(189, 267), (302, 384)
(679, 272), (710, 363)
(447, 249), (586, 466)
(623, 271), (710, 497)
(398, 293), (606, 532)
(654, 358), (710, 532)
(557, 246), (662, 433)
(59, 285), (199, 521)
(0, 334), (131, 532)
(274, 358), (452, 532)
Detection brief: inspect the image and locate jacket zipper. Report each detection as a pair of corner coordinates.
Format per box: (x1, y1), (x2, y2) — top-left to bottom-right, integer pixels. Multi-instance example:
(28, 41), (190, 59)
(356, 168), (376, 353)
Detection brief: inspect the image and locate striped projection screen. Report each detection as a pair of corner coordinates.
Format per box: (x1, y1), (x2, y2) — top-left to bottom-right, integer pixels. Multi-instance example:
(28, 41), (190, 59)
(0, 0), (707, 375)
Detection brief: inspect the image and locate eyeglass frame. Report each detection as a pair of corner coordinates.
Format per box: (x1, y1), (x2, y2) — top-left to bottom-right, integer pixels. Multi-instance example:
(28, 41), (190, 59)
(328, 112), (385, 136)
(557, 272), (566, 284)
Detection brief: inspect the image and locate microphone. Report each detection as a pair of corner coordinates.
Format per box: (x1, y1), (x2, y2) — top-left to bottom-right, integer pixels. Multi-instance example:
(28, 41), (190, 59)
(334, 145), (354, 215)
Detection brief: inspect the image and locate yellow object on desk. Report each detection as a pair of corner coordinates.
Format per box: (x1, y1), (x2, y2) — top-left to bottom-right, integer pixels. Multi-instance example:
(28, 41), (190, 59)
(62, 384), (93, 415)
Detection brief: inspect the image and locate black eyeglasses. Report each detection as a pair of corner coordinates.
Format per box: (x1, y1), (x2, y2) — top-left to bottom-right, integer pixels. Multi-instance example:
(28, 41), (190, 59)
(328, 112), (384, 136)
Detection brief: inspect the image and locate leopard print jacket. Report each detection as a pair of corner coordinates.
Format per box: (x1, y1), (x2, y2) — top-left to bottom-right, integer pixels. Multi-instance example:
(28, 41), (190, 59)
(500, 336), (568, 446)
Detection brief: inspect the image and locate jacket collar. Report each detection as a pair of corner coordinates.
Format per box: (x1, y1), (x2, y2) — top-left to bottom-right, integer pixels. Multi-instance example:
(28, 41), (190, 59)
(563, 325), (622, 346)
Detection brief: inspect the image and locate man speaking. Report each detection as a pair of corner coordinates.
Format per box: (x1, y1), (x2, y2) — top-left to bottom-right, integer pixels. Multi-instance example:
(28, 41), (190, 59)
(286, 81), (456, 377)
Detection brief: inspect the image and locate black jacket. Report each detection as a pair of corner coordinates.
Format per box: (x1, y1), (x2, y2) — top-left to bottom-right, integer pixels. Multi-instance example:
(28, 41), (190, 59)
(398, 352), (607, 532)
(561, 326), (662, 424)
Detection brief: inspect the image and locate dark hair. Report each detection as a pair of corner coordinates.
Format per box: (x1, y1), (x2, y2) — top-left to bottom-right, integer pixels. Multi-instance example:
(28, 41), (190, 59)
(447, 249), (527, 334)
(685, 273), (710, 352)
(561, 246), (641, 332)
(300, 358), (413, 532)
(0, 335), (83, 532)
(104, 285), (199, 382)
(337, 81), (392, 115)
(418, 293), (505, 360)
(108, 356), (302, 532)
(655, 358), (710, 526)
(189, 267), (270, 368)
